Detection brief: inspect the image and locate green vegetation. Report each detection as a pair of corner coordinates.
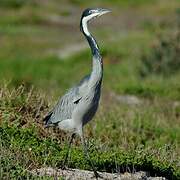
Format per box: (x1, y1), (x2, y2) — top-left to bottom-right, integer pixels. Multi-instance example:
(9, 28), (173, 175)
(0, 0), (27, 8)
(0, 0), (180, 179)
(0, 86), (179, 179)
(140, 30), (180, 77)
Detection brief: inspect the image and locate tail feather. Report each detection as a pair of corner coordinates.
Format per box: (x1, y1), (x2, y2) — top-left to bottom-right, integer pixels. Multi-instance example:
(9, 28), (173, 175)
(43, 112), (53, 127)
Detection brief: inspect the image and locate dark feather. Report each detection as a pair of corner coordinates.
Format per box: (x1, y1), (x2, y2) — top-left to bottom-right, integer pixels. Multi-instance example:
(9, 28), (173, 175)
(43, 111), (53, 126)
(73, 97), (82, 104)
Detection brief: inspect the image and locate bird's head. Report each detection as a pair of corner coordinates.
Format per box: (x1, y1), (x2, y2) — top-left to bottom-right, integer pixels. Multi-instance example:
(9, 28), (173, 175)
(82, 8), (111, 20)
(80, 8), (111, 34)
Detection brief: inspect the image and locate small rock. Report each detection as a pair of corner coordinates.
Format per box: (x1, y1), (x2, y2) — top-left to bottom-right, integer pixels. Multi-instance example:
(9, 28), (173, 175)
(110, 92), (142, 105)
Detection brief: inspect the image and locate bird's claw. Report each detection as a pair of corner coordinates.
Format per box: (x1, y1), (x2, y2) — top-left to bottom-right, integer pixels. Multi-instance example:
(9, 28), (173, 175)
(93, 170), (102, 179)
(60, 164), (68, 170)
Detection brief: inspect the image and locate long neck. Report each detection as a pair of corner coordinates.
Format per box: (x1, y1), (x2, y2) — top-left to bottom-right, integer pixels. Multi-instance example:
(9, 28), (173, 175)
(81, 18), (103, 88)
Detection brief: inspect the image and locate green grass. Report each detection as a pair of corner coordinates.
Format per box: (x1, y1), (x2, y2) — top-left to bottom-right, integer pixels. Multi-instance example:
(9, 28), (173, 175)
(0, 86), (179, 179)
(0, 0), (180, 179)
(0, 35), (179, 100)
(0, 0), (158, 9)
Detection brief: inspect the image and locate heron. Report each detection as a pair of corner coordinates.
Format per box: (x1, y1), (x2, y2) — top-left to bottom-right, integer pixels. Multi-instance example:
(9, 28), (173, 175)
(44, 8), (111, 178)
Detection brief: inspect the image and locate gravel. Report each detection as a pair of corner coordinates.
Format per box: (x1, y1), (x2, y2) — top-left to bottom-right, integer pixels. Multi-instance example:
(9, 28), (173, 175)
(31, 167), (167, 180)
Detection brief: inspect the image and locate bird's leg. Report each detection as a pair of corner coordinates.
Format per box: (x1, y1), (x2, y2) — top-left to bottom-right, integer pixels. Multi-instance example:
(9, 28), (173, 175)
(62, 133), (75, 169)
(81, 133), (101, 179)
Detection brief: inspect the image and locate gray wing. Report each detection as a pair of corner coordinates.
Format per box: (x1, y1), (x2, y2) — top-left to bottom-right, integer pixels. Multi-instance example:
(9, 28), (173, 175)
(44, 75), (90, 126)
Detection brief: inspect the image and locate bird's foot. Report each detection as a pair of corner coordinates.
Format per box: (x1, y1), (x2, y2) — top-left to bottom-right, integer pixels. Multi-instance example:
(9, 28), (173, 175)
(93, 170), (102, 179)
(60, 164), (68, 170)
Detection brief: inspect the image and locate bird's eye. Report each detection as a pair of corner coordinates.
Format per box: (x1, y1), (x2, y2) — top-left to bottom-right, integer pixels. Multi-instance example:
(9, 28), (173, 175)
(90, 10), (96, 14)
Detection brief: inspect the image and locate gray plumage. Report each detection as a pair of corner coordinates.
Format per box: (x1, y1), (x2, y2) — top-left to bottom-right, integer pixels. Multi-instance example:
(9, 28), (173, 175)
(45, 76), (89, 125)
(43, 8), (110, 178)
(44, 55), (102, 135)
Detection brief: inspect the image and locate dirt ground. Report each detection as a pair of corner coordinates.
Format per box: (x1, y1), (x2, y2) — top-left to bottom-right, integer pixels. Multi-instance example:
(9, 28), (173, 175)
(32, 167), (166, 180)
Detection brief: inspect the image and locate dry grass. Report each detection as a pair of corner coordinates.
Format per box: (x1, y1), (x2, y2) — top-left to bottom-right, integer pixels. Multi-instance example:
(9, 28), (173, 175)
(0, 85), (179, 179)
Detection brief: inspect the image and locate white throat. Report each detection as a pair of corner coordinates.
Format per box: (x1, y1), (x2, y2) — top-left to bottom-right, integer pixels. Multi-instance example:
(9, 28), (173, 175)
(82, 13), (99, 36)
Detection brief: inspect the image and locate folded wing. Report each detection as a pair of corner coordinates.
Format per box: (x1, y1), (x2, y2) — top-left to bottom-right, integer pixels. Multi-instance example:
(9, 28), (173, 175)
(44, 75), (90, 127)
